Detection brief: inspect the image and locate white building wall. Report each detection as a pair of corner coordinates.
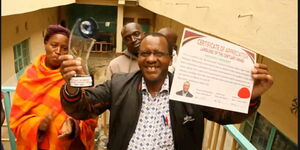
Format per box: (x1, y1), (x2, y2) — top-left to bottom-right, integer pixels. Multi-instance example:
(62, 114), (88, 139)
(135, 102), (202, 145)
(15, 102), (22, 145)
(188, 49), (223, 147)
(1, 8), (59, 86)
(139, 0), (298, 70)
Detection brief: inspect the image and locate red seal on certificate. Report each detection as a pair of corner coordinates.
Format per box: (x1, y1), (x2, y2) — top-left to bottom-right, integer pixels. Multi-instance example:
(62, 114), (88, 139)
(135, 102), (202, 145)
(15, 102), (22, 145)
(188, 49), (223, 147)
(238, 87), (250, 98)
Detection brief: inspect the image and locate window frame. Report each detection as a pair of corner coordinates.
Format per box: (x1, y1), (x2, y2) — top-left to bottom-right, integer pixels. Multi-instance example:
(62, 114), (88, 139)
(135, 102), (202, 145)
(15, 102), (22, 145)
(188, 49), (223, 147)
(13, 38), (31, 79)
(240, 112), (297, 150)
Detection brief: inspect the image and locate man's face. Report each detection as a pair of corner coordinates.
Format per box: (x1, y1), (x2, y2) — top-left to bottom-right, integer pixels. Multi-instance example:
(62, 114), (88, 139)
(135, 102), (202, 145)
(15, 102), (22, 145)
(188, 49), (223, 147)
(138, 36), (171, 83)
(183, 82), (190, 92)
(122, 24), (143, 56)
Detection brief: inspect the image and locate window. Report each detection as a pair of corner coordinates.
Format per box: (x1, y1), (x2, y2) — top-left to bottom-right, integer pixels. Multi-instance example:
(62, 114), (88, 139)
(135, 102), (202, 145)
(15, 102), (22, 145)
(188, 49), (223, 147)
(13, 39), (30, 79)
(241, 113), (256, 140)
(250, 114), (272, 150)
(240, 113), (297, 150)
(123, 17), (134, 25)
(137, 18), (150, 33)
(272, 131), (298, 150)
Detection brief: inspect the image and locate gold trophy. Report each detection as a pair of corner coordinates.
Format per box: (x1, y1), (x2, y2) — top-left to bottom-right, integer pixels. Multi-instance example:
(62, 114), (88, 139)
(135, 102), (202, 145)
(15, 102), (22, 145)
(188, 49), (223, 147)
(68, 17), (98, 87)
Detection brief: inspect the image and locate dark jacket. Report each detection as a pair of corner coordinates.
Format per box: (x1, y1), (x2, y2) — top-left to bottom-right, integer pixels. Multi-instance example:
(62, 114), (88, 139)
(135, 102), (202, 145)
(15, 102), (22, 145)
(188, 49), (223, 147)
(61, 71), (260, 150)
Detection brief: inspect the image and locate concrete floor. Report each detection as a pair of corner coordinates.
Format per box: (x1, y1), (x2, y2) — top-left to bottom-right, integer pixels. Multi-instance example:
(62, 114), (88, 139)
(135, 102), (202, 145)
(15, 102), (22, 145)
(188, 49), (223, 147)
(88, 51), (115, 85)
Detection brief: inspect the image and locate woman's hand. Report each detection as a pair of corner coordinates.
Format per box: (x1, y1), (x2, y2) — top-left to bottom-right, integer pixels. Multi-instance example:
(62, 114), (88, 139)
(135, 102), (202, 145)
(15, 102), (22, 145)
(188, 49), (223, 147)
(38, 113), (54, 143)
(58, 117), (76, 139)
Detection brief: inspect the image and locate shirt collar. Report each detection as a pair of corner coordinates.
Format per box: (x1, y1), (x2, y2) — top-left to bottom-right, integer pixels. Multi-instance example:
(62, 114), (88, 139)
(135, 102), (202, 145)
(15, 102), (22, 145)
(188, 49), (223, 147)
(123, 49), (138, 60)
(141, 76), (169, 94)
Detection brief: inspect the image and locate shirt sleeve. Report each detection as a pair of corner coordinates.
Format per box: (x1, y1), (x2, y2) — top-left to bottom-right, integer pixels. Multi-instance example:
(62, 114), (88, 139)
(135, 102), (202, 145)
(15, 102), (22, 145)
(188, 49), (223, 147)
(60, 82), (112, 120)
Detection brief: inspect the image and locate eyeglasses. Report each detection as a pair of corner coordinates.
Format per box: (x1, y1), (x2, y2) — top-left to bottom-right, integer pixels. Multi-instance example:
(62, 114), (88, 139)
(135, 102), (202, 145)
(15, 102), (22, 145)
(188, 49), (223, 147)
(138, 50), (169, 57)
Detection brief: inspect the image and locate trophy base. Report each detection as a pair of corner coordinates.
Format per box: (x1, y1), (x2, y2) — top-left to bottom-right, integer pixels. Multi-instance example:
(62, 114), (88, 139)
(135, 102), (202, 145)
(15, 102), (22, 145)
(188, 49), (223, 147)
(70, 75), (93, 87)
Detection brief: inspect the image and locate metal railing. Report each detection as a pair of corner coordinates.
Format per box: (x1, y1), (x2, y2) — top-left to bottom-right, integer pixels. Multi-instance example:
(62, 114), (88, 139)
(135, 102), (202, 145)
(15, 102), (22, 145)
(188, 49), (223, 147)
(1, 86), (17, 150)
(224, 125), (257, 150)
(203, 119), (257, 150)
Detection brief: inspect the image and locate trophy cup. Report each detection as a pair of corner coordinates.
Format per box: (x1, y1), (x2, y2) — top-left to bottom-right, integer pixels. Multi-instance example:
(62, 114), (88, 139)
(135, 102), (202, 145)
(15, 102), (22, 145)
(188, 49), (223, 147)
(68, 17), (98, 87)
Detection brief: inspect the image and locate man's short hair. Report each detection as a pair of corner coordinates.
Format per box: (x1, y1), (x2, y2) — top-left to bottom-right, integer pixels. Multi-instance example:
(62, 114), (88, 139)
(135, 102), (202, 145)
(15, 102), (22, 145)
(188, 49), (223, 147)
(184, 81), (190, 85)
(121, 22), (142, 37)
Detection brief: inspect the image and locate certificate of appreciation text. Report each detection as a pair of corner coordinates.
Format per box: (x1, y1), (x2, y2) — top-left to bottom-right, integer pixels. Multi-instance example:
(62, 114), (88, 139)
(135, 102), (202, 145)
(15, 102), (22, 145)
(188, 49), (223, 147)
(170, 28), (256, 113)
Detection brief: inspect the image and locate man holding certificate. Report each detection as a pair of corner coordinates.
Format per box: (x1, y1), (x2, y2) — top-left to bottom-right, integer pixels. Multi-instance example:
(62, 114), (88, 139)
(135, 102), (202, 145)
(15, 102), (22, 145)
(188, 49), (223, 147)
(59, 32), (273, 150)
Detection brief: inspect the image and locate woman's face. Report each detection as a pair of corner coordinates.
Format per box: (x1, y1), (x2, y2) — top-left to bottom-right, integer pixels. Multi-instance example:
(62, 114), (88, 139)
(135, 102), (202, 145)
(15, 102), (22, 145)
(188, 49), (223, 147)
(44, 33), (69, 69)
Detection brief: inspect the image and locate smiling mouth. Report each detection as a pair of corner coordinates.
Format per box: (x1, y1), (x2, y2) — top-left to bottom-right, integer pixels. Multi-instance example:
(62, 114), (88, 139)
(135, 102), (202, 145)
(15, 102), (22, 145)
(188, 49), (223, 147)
(145, 66), (158, 72)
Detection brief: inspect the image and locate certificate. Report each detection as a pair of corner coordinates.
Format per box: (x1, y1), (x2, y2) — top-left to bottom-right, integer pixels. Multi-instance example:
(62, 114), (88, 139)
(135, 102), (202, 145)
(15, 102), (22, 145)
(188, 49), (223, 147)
(169, 28), (256, 113)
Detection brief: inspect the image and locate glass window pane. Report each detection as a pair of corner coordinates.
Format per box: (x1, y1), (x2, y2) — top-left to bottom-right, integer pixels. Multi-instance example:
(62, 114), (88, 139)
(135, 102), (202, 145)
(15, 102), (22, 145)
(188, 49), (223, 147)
(23, 46), (29, 56)
(250, 114), (272, 150)
(15, 61), (19, 73)
(138, 18), (150, 33)
(18, 48), (21, 58)
(23, 48), (28, 56)
(13, 38), (30, 75)
(14, 45), (21, 58)
(286, 144), (298, 150)
(271, 132), (297, 150)
(13, 46), (17, 59)
(123, 17), (134, 25)
(24, 40), (30, 63)
(24, 58), (28, 66)
(18, 59), (23, 70)
(15, 45), (19, 56)
(23, 40), (27, 49)
(242, 123), (252, 139)
(247, 113), (256, 125)
(25, 57), (30, 66)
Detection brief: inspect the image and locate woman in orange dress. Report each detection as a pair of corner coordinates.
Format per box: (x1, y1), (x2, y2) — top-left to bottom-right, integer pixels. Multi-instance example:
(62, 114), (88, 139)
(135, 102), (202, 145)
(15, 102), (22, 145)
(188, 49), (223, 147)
(10, 25), (97, 150)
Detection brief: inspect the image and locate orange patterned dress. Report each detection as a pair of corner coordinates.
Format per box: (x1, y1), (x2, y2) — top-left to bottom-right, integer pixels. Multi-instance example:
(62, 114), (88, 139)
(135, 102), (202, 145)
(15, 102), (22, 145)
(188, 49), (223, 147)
(10, 54), (97, 150)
